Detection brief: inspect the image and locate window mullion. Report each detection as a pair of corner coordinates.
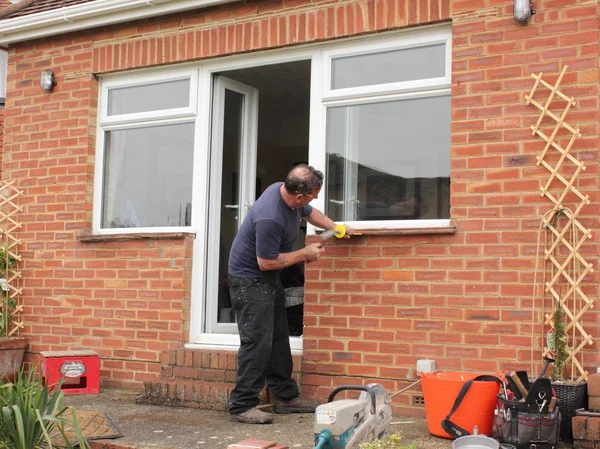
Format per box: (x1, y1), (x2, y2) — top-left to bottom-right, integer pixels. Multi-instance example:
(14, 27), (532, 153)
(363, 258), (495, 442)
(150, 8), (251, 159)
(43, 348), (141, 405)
(343, 107), (359, 221)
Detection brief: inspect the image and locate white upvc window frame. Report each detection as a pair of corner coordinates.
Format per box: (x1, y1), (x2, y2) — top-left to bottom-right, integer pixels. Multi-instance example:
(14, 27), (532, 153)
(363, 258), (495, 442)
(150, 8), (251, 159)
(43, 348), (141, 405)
(321, 27), (451, 101)
(93, 67), (199, 235)
(308, 26), (452, 231)
(0, 50), (7, 104)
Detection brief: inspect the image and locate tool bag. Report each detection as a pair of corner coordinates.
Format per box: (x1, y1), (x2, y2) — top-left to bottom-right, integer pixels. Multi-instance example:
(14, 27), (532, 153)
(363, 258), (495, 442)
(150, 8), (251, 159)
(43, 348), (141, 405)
(493, 394), (561, 449)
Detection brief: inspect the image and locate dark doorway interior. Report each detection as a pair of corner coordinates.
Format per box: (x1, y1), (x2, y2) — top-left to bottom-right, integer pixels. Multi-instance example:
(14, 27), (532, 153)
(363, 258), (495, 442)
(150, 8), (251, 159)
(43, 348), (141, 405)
(219, 60), (311, 336)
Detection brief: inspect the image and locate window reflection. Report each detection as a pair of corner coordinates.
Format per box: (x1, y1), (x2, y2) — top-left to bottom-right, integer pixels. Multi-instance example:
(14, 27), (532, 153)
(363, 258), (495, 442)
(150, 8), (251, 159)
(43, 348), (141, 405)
(102, 122), (194, 228)
(325, 95), (450, 222)
(331, 44), (446, 90)
(107, 79), (190, 116)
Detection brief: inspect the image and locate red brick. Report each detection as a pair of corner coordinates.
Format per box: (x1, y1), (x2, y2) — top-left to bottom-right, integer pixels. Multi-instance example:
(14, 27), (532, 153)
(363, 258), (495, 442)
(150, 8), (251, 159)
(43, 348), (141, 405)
(588, 373), (600, 397)
(573, 416), (589, 440)
(228, 441), (277, 449)
(589, 396), (600, 412)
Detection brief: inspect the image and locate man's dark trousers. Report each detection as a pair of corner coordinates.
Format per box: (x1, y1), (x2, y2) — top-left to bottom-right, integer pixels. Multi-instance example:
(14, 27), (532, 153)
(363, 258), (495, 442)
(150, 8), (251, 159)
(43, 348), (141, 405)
(228, 276), (299, 414)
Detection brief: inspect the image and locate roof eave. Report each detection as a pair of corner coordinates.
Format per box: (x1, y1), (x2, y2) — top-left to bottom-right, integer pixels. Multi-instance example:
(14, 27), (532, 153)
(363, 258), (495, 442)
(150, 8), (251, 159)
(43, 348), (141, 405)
(0, 0), (240, 48)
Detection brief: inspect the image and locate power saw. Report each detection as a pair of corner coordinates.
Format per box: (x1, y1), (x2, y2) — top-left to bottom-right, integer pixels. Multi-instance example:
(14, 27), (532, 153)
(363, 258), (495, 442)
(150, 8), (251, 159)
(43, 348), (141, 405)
(313, 384), (392, 449)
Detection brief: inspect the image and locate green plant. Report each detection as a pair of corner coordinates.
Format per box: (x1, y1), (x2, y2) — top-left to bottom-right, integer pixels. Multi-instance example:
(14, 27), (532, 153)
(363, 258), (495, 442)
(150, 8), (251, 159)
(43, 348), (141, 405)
(550, 304), (569, 382)
(0, 368), (90, 449)
(359, 433), (416, 449)
(0, 246), (18, 339)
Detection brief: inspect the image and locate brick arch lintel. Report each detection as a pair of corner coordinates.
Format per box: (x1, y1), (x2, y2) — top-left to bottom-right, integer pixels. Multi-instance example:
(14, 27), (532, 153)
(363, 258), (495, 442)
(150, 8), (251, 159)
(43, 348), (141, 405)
(92, 0), (451, 74)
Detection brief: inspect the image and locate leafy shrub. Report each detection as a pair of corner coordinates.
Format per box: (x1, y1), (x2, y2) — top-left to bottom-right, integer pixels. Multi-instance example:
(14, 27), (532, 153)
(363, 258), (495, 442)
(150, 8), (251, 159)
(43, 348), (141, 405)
(360, 433), (416, 449)
(0, 368), (90, 449)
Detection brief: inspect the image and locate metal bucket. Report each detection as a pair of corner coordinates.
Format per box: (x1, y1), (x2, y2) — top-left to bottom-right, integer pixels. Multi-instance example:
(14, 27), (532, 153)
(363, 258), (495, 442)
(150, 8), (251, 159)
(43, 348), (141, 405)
(452, 435), (499, 449)
(452, 426), (499, 449)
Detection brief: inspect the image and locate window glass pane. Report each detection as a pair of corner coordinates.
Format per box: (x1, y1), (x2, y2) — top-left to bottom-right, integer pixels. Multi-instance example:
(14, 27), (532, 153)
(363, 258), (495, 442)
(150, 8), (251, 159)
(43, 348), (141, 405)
(107, 79), (190, 115)
(326, 95), (450, 222)
(331, 44), (445, 90)
(102, 123), (194, 228)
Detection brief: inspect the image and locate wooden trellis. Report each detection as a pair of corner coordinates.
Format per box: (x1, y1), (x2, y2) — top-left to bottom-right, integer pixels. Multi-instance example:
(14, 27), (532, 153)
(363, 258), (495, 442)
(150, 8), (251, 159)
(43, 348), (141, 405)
(0, 180), (23, 338)
(525, 66), (594, 382)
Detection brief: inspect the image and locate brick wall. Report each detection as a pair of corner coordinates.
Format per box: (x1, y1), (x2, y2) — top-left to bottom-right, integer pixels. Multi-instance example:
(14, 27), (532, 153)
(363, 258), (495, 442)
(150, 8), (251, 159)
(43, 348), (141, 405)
(90, 0), (449, 72)
(302, 0), (600, 416)
(2, 0), (599, 414)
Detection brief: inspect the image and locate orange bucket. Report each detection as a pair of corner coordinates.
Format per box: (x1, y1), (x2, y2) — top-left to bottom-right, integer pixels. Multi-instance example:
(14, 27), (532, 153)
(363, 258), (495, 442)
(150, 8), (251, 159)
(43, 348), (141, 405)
(421, 372), (500, 439)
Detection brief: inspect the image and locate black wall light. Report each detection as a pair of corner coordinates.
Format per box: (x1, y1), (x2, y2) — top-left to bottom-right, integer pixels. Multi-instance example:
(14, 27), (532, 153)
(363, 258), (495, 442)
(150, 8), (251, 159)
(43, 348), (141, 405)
(514, 0), (535, 24)
(40, 69), (56, 92)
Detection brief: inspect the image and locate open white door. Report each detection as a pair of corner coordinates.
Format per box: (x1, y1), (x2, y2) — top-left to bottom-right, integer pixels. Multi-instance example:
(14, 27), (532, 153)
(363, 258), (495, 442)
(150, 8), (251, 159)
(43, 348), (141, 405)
(205, 76), (259, 334)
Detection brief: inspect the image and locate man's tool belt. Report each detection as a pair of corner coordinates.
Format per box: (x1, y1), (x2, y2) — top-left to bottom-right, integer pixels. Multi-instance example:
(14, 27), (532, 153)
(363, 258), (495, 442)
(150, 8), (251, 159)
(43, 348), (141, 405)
(493, 395), (560, 449)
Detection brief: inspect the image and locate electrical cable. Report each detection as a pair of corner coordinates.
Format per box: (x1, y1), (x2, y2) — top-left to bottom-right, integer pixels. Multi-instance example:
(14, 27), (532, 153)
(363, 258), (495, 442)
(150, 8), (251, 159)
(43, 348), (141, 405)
(389, 378), (424, 400)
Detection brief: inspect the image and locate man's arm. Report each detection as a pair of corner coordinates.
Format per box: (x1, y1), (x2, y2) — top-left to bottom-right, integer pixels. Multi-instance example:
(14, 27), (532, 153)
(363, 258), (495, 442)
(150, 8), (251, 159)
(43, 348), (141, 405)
(305, 208), (355, 237)
(304, 208), (336, 230)
(257, 248), (309, 271)
(255, 218), (325, 271)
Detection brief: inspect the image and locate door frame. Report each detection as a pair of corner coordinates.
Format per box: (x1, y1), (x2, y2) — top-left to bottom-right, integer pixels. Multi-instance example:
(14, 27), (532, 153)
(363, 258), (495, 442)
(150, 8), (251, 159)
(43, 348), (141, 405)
(188, 47), (322, 350)
(205, 75), (259, 335)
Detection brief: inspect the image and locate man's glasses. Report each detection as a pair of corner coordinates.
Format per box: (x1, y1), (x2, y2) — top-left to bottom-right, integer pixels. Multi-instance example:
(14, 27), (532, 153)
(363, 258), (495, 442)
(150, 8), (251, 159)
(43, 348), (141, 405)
(295, 192), (317, 199)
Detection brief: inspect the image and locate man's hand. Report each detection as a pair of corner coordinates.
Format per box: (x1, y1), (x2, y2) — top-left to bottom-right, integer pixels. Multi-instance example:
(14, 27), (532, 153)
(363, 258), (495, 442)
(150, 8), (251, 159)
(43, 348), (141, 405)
(343, 224), (355, 238)
(305, 243), (325, 263)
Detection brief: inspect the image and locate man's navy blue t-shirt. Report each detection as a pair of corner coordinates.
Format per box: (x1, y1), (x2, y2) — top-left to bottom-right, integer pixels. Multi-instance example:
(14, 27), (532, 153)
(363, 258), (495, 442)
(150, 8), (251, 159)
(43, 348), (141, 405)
(228, 182), (313, 284)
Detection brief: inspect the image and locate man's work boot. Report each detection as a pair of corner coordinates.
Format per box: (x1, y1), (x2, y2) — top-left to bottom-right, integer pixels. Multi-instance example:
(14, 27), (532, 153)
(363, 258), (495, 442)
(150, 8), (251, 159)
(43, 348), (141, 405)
(274, 397), (321, 414)
(229, 407), (274, 424)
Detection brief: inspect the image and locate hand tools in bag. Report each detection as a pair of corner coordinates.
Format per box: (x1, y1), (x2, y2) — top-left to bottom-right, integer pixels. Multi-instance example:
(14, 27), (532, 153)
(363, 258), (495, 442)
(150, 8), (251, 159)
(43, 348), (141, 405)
(539, 355), (554, 378)
(525, 378), (554, 414)
(505, 373), (524, 400)
(509, 372), (529, 400)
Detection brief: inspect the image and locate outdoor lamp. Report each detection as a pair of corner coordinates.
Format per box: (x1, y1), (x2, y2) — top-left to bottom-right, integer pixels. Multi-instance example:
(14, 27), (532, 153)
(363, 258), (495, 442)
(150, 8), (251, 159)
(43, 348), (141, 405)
(514, 0), (535, 24)
(40, 69), (56, 92)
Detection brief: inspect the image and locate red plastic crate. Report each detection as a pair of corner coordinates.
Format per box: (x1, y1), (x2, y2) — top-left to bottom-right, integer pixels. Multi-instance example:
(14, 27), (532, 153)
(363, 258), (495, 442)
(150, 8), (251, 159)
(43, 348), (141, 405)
(40, 350), (100, 395)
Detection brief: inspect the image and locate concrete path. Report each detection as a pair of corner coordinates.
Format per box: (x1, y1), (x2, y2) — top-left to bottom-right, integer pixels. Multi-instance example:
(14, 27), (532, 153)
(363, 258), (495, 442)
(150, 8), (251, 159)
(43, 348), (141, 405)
(65, 389), (453, 449)
(65, 390), (572, 449)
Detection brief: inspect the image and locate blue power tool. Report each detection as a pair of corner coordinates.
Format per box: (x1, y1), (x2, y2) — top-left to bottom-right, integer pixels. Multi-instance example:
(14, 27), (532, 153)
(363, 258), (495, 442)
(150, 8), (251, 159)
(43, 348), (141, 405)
(313, 384), (392, 449)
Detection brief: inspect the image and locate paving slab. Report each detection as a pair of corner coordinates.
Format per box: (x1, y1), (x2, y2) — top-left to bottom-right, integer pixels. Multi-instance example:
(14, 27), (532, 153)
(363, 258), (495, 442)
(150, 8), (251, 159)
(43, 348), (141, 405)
(65, 389), (572, 449)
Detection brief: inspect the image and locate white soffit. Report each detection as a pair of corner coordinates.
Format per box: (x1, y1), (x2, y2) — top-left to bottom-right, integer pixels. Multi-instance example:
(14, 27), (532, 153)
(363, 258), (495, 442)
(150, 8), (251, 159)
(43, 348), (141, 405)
(0, 0), (241, 47)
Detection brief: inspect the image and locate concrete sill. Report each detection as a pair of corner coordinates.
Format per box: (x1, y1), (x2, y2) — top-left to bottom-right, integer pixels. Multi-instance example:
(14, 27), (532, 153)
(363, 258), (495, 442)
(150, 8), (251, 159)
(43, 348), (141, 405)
(77, 232), (195, 242)
(352, 225), (457, 236)
(315, 225), (457, 237)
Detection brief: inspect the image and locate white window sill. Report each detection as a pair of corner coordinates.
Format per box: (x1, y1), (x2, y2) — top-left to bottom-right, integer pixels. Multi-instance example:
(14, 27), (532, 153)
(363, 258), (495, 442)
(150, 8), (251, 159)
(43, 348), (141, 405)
(187, 334), (303, 353)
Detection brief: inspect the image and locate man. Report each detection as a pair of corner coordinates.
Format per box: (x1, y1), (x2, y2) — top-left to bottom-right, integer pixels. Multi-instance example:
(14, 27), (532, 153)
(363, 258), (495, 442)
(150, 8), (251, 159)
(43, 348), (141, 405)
(228, 164), (353, 424)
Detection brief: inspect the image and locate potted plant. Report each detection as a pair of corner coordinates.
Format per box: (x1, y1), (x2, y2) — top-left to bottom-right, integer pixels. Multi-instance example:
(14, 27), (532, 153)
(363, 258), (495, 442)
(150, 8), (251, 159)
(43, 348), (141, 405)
(0, 368), (91, 449)
(548, 304), (588, 441)
(0, 244), (26, 382)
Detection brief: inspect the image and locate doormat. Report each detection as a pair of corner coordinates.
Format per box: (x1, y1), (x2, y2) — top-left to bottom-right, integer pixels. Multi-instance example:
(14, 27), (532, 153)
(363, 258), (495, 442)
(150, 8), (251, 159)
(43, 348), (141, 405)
(53, 410), (123, 448)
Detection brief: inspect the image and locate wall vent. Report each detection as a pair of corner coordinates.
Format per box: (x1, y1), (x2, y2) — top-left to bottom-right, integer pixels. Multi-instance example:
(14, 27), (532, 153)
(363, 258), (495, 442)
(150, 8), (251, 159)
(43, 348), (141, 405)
(411, 395), (425, 407)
